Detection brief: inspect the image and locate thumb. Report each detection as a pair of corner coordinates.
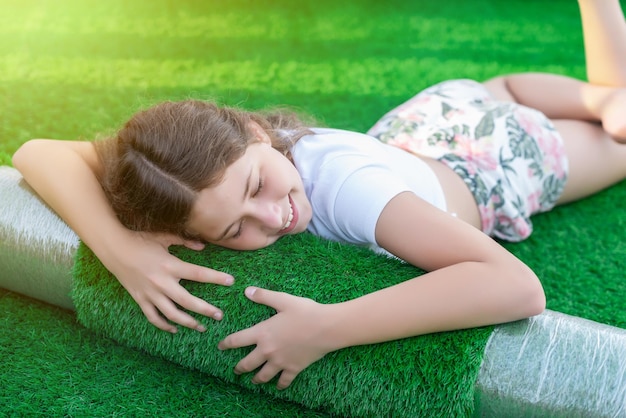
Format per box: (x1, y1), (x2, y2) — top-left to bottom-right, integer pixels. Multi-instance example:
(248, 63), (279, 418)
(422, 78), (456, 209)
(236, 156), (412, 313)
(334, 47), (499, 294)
(155, 232), (204, 250)
(182, 239), (205, 251)
(244, 287), (291, 312)
(153, 232), (187, 247)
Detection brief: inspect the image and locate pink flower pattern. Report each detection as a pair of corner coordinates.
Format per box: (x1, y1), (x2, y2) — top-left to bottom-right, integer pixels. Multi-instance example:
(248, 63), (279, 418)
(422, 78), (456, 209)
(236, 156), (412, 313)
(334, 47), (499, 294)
(367, 79), (568, 242)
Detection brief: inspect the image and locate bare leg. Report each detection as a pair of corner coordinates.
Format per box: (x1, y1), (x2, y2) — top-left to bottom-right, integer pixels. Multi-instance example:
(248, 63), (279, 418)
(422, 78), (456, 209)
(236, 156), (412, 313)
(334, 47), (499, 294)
(477, 1), (626, 204)
(483, 73), (626, 141)
(483, 73), (609, 121)
(576, 0), (626, 139)
(483, 75), (626, 204)
(552, 119), (626, 204)
(578, 0), (626, 87)
(484, 0), (626, 140)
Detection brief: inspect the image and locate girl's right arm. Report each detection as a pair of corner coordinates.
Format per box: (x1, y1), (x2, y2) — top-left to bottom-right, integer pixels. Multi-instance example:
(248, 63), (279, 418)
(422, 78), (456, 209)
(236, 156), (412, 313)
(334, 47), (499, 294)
(217, 191), (545, 389)
(12, 139), (234, 333)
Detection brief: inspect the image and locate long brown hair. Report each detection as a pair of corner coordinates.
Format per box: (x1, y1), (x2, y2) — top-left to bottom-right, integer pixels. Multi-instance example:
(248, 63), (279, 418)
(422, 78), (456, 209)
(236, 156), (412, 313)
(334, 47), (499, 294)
(95, 99), (313, 238)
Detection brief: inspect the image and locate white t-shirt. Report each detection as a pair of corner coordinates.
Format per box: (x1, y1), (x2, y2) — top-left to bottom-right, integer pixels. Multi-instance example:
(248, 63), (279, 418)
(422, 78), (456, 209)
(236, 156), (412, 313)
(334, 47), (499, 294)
(290, 128), (446, 254)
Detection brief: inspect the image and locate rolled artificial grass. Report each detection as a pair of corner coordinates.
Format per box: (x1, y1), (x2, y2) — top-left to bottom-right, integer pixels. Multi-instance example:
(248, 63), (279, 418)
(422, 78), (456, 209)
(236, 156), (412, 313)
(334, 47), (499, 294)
(72, 236), (494, 418)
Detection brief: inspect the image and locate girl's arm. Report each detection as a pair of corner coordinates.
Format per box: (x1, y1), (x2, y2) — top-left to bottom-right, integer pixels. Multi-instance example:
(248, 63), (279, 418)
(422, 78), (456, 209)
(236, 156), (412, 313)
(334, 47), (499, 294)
(12, 139), (234, 333)
(218, 191), (544, 388)
(323, 191), (544, 346)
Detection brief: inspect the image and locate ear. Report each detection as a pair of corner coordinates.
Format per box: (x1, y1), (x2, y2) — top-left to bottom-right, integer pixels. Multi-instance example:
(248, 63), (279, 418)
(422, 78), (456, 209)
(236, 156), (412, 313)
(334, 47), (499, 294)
(248, 121), (272, 145)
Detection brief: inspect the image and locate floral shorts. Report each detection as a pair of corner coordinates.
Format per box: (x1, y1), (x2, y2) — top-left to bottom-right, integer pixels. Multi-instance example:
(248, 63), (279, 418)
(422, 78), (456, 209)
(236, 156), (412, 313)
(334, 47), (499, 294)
(367, 79), (569, 242)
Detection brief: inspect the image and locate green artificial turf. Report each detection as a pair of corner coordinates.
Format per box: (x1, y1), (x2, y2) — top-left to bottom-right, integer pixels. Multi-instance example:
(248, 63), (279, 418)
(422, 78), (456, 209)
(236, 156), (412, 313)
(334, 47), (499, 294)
(1, 0), (625, 416)
(0, 292), (326, 418)
(73, 235), (493, 417)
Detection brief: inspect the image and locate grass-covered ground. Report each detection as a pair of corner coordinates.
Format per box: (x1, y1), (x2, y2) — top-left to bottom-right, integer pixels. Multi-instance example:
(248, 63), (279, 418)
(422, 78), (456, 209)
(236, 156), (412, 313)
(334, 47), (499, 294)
(2, 0), (624, 416)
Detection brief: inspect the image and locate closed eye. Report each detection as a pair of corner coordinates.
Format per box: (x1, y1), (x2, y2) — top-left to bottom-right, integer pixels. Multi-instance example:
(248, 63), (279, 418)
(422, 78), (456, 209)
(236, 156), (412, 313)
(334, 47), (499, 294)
(253, 177), (263, 197)
(232, 176), (261, 239)
(232, 220), (244, 239)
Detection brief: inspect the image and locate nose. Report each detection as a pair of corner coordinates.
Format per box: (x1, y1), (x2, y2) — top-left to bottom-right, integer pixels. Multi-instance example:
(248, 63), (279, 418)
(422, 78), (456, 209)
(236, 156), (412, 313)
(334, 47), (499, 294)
(254, 199), (283, 229)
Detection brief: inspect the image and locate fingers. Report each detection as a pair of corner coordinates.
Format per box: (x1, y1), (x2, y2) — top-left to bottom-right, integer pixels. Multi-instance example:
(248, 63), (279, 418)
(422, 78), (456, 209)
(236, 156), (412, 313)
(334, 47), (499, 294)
(252, 363), (282, 385)
(215, 288), (287, 347)
(135, 291), (209, 333)
(164, 259), (235, 321)
(167, 285), (224, 323)
(113, 231), (234, 333)
(251, 363), (299, 390)
(218, 327), (257, 351)
(243, 286), (292, 311)
(144, 257), (234, 331)
(138, 302), (179, 334)
(177, 259), (234, 287)
(181, 239), (205, 251)
(218, 286), (301, 349)
(156, 295), (210, 331)
(234, 348), (266, 375)
(154, 232), (205, 252)
(276, 370), (298, 390)
(151, 232), (199, 248)
(232, 348), (300, 390)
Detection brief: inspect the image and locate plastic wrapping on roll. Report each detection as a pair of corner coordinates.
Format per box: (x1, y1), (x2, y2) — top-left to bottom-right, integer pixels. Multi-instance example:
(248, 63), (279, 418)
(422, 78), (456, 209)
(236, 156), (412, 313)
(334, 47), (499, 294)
(475, 310), (626, 417)
(0, 166), (78, 309)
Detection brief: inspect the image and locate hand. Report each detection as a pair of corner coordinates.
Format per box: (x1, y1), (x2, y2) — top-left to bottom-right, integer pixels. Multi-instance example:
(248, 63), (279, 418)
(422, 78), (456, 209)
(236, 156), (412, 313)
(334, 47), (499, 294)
(103, 230), (234, 333)
(218, 287), (335, 389)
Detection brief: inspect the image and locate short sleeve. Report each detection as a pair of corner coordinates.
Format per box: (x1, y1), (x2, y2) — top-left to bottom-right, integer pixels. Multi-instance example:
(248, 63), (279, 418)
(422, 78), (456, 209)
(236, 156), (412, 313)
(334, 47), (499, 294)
(307, 153), (413, 247)
(332, 164), (412, 245)
(292, 128), (446, 253)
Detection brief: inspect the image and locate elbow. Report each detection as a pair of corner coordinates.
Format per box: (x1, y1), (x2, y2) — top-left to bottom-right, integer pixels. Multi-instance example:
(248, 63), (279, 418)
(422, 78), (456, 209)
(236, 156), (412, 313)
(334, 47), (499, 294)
(514, 264), (546, 319)
(11, 142), (27, 170)
(525, 281), (546, 318)
(491, 258), (545, 322)
(12, 139), (42, 173)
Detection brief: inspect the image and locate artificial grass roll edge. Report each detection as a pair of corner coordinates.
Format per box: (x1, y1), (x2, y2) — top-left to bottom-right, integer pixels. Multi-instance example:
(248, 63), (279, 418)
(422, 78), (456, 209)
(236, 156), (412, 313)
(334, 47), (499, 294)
(72, 235), (493, 417)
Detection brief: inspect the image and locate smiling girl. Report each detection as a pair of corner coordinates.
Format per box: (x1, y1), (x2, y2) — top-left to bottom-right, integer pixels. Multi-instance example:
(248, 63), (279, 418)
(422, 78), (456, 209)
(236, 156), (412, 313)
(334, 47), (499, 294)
(12, 0), (626, 390)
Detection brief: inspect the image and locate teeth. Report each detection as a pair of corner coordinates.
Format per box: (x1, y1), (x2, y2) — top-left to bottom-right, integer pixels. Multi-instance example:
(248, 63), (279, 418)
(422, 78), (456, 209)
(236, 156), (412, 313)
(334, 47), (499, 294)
(281, 202), (294, 230)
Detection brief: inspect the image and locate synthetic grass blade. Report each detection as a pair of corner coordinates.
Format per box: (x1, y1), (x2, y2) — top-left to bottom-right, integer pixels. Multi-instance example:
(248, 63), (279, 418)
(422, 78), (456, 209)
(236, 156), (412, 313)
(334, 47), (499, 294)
(73, 237), (493, 417)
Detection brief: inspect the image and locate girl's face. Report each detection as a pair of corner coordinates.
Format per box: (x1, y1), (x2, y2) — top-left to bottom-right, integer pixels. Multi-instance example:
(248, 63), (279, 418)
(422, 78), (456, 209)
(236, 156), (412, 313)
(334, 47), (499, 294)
(186, 123), (312, 251)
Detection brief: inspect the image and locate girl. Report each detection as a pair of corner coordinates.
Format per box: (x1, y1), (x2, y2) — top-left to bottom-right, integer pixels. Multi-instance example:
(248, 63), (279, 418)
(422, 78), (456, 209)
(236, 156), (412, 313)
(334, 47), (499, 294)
(12, 0), (626, 390)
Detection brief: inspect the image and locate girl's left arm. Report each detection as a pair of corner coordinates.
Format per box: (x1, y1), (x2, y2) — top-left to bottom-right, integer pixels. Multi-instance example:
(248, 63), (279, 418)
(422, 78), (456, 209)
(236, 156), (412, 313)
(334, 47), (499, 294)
(218, 191), (545, 389)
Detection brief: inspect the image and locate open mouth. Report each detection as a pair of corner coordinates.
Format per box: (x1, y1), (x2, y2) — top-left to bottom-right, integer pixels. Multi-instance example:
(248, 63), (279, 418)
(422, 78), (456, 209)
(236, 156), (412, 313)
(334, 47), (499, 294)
(279, 194), (298, 234)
